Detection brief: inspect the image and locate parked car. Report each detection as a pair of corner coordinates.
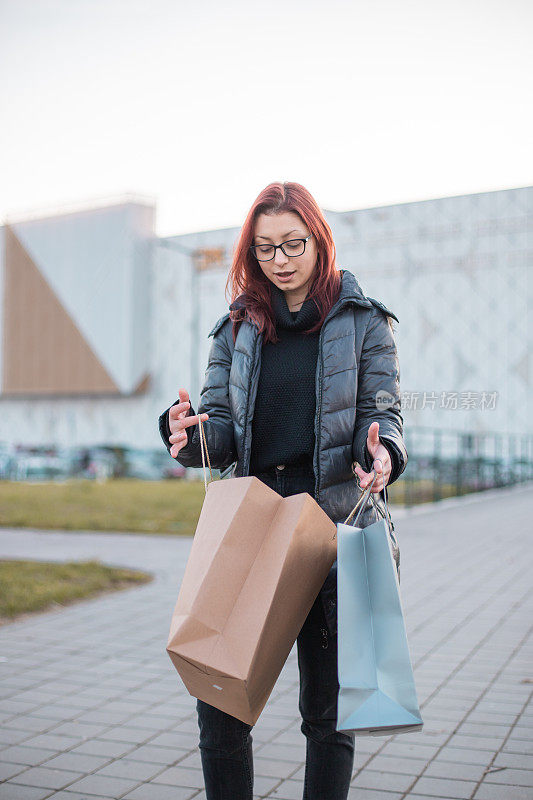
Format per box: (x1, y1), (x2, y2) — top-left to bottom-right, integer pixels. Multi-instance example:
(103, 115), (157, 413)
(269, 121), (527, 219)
(121, 448), (186, 480)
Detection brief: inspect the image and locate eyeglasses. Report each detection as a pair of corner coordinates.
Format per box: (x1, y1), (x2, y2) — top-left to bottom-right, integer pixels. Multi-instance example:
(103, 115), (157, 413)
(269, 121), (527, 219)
(250, 234), (313, 262)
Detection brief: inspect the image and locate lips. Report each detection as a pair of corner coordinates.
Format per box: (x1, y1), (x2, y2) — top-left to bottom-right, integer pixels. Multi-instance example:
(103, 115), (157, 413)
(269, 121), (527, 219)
(276, 271), (295, 276)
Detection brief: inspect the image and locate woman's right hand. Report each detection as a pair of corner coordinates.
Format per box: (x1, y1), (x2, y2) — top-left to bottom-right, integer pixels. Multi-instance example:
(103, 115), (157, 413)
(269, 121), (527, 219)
(168, 388), (209, 458)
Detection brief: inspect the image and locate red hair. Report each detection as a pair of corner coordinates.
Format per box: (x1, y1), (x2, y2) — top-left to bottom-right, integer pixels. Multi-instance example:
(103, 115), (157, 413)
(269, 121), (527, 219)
(225, 182), (341, 344)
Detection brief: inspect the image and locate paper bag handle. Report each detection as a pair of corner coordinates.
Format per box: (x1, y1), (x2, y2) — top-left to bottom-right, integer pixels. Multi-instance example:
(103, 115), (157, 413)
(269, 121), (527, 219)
(197, 415), (214, 494)
(344, 458), (392, 530)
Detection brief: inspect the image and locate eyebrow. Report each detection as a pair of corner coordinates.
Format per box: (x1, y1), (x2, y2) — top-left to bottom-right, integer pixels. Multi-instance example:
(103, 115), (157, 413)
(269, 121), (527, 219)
(255, 229), (302, 240)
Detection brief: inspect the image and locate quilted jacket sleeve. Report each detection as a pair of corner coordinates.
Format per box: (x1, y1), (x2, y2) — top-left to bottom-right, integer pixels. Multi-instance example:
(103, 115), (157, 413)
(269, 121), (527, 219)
(158, 322), (237, 472)
(352, 308), (408, 485)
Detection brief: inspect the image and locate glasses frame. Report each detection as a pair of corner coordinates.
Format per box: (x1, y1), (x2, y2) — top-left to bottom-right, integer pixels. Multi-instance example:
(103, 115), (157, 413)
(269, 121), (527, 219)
(249, 234), (313, 262)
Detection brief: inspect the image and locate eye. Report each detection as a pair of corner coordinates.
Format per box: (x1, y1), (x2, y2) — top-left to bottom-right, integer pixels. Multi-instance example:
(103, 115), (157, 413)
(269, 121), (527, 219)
(284, 240), (302, 251)
(258, 245), (273, 254)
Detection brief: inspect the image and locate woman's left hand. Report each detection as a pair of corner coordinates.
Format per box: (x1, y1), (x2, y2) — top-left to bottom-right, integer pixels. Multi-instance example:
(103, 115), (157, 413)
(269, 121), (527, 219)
(353, 421), (392, 493)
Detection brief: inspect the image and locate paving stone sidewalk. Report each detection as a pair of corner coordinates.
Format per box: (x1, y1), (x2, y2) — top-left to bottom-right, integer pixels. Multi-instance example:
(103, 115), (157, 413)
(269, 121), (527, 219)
(0, 482), (532, 800)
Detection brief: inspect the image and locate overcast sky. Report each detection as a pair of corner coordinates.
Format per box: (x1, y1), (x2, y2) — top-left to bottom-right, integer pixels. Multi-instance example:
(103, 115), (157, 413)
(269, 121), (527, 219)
(1, 0), (531, 236)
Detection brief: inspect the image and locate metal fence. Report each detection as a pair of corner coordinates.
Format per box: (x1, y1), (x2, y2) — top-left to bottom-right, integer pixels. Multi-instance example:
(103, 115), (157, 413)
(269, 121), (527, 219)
(390, 427), (533, 506)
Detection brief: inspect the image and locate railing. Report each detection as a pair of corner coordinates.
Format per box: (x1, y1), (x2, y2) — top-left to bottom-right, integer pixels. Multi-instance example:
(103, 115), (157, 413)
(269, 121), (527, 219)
(388, 427), (533, 507)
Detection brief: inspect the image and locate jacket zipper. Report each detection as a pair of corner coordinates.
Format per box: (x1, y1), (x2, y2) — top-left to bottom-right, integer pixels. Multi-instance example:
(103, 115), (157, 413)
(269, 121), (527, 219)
(242, 332), (260, 477)
(314, 327), (324, 503)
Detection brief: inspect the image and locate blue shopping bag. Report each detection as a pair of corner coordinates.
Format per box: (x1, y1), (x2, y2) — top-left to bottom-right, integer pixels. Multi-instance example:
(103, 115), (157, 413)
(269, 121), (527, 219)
(336, 472), (423, 737)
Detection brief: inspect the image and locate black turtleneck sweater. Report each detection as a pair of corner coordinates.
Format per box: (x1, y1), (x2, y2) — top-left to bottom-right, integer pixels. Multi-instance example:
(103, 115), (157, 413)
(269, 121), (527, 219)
(248, 284), (321, 474)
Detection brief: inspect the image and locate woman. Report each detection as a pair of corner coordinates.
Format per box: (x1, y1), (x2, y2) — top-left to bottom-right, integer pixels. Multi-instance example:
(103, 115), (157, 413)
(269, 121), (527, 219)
(158, 181), (407, 800)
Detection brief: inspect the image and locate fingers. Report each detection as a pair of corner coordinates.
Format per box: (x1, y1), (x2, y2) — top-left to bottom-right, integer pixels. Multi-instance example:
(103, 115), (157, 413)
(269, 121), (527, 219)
(169, 435), (187, 458)
(353, 463), (376, 490)
(169, 401), (191, 436)
(354, 460), (390, 493)
(168, 412), (209, 457)
(169, 398), (209, 432)
(169, 401), (191, 420)
(366, 421), (380, 447)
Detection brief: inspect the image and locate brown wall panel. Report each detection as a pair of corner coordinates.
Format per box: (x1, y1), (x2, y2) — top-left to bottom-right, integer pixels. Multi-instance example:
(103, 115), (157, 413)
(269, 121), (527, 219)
(2, 225), (121, 396)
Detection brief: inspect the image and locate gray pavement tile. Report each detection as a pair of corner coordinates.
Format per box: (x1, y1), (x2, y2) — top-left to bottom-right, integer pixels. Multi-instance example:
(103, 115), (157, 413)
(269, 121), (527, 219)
(119, 714), (178, 731)
(1, 716), (59, 734)
(265, 726), (301, 741)
(172, 751), (201, 769)
(456, 722), (512, 737)
(169, 717), (199, 735)
(122, 784), (198, 800)
(0, 762), (27, 781)
(0, 678), (37, 691)
(346, 789), (403, 800)
(8, 766), (82, 789)
(250, 727), (276, 744)
(352, 737), (384, 755)
(152, 765), (205, 788)
(69, 739), (137, 758)
(357, 754), (428, 776)
(267, 780), (305, 799)
(513, 721), (533, 736)
(40, 793), (115, 800)
(483, 767), (533, 786)
(0, 784), (51, 799)
(502, 739), (533, 755)
(493, 752), (533, 769)
(476, 699), (525, 712)
(254, 742), (306, 763)
(423, 759), (488, 781)
(0, 699), (37, 714)
(377, 742), (440, 761)
(473, 784), (533, 800)
(410, 776), (479, 798)
(15, 733), (82, 751)
(434, 747), (499, 766)
(45, 721), (110, 739)
(95, 727), (154, 745)
(95, 758), (165, 781)
(252, 774), (282, 795)
(39, 751), (111, 773)
(350, 769), (415, 792)
(28, 705), (83, 721)
(392, 730), (449, 746)
(3, 690), (57, 704)
(254, 756), (300, 779)
(72, 710), (134, 725)
(402, 796), (463, 800)
(0, 728), (31, 746)
(124, 744), (190, 765)
(63, 772), (140, 797)
(0, 745), (64, 765)
(148, 731), (197, 749)
(253, 714), (295, 731)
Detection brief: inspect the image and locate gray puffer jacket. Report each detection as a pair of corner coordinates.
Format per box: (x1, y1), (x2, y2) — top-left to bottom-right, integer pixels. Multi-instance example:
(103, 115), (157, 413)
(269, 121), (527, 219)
(159, 269), (407, 634)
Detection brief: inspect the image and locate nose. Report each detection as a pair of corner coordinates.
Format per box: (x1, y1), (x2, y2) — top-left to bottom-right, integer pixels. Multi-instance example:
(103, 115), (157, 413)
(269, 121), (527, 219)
(273, 247), (289, 267)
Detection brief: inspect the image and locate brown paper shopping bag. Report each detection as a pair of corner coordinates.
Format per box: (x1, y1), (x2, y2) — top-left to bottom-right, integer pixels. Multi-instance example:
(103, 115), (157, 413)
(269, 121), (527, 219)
(166, 418), (337, 725)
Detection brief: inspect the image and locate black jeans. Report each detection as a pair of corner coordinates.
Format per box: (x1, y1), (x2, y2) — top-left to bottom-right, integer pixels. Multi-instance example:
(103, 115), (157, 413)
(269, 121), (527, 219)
(196, 460), (355, 800)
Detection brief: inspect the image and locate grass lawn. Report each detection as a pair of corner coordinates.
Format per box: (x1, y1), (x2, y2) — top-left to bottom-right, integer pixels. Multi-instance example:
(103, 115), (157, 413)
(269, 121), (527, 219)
(0, 559), (152, 623)
(0, 478), (207, 535)
(0, 476), (473, 535)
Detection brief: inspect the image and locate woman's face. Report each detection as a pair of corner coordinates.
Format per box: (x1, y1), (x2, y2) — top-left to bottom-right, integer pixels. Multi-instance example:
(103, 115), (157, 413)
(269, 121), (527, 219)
(252, 211), (318, 305)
